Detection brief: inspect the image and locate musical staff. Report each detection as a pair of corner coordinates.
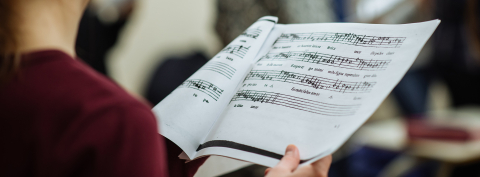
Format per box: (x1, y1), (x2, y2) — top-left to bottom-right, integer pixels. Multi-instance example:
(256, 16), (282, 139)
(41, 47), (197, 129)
(179, 79), (224, 101)
(258, 51), (390, 71)
(244, 70), (375, 93)
(200, 61), (236, 80)
(275, 32), (406, 48)
(220, 45), (250, 58)
(231, 90), (360, 116)
(241, 27), (262, 39)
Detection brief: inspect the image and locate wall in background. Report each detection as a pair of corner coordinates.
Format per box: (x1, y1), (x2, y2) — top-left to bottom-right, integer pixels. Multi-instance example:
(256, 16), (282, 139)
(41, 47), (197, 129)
(107, 0), (222, 95)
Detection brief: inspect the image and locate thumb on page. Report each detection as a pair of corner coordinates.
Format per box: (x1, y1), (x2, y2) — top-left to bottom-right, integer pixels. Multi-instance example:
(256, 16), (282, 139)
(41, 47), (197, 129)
(266, 144), (300, 176)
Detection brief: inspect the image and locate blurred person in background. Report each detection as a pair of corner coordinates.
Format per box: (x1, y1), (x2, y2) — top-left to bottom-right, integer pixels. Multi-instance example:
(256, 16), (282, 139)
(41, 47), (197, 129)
(427, 0), (480, 175)
(330, 0), (480, 177)
(76, 0), (135, 76)
(0, 0), (332, 176)
(393, 0), (480, 117)
(431, 0), (480, 108)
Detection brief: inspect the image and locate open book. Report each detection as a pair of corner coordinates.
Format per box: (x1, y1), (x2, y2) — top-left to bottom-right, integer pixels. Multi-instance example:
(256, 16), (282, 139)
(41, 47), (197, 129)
(152, 16), (440, 167)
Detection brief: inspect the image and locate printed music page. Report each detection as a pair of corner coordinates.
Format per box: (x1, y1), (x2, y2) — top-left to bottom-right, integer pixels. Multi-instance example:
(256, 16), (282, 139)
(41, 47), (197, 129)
(152, 16), (279, 157)
(193, 20), (440, 167)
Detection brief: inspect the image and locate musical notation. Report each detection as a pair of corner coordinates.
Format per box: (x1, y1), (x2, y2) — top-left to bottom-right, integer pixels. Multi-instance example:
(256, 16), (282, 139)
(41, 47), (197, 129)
(244, 70), (375, 93)
(241, 27), (262, 39)
(275, 32), (406, 48)
(258, 51), (390, 71)
(200, 61), (236, 80)
(220, 45), (250, 58)
(231, 90), (360, 116)
(179, 79), (224, 101)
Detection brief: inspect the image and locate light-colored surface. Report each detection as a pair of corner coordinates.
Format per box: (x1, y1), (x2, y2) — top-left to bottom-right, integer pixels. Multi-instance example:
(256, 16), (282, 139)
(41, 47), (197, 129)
(353, 118), (407, 151)
(354, 108), (480, 163)
(355, 0), (406, 22)
(194, 156), (251, 177)
(351, 0), (419, 23)
(107, 0), (222, 95)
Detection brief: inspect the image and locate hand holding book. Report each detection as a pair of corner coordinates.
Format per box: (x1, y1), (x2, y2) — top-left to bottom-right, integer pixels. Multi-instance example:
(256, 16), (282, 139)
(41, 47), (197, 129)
(265, 145), (332, 177)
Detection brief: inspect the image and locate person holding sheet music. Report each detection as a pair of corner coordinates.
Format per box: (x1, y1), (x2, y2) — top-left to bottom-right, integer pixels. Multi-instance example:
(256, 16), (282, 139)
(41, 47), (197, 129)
(0, 0), (332, 176)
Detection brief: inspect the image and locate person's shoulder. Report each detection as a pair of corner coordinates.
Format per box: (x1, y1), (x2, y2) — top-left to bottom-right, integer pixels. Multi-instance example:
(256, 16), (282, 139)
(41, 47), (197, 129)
(1, 50), (154, 122)
(50, 50), (152, 116)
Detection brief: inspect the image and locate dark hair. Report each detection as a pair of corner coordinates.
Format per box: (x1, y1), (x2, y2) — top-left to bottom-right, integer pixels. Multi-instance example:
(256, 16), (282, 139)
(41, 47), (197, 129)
(0, 0), (20, 83)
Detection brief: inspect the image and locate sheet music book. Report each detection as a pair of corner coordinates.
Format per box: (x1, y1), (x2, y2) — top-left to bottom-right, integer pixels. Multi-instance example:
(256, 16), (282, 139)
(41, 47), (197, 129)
(152, 16), (440, 167)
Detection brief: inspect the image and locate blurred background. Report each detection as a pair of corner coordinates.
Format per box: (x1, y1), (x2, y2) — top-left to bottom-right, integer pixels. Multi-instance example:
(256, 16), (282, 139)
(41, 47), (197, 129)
(77, 0), (480, 176)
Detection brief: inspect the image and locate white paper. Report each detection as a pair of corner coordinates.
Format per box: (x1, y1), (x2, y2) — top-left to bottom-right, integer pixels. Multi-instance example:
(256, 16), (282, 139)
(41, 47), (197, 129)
(152, 16), (278, 157)
(153, 17), (440, 167)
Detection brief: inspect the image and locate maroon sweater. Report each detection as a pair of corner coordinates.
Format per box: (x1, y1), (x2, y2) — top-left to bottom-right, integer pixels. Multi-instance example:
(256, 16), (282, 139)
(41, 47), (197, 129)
(0, 50), (204, 177)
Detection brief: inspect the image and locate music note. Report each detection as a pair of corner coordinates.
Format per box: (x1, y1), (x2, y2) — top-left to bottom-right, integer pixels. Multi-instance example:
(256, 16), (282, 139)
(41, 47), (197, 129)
(259, 51), (390, 71)
(179, 79), (225, 101)
(276, 32), (406, 48)
(244, 70), (376, 93)
(220, 45), (251, 58)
